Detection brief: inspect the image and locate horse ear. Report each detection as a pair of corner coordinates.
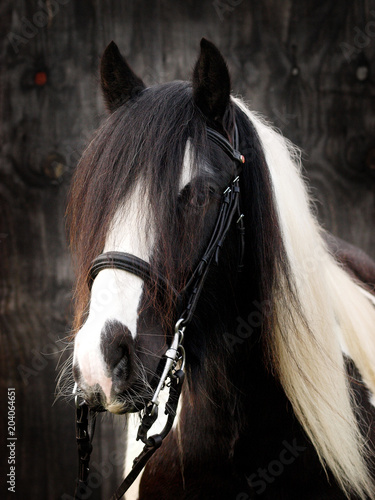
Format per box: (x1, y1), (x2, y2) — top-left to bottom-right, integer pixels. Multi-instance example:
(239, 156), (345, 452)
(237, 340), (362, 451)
(192, 38), (231, 124)
(100, 41), (146, 113)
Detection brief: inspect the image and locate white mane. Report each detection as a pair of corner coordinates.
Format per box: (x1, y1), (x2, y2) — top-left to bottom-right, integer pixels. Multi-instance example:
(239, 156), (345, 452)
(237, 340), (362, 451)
(233, 97), (375, 499)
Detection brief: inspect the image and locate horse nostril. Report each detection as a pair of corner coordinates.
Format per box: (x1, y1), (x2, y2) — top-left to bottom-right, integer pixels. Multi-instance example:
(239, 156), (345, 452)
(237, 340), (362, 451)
(113, 356), (129, 382)
(100, 320), (134, 388)
(106, 341), (129, 372)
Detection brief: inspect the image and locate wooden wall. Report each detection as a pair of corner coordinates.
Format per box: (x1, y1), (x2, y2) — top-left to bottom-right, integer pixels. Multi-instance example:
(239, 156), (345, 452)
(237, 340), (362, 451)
(0, 1), (374, 498)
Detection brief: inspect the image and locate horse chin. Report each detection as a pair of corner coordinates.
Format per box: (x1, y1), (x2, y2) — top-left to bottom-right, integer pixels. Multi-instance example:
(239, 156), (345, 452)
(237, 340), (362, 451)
(82, 392), (147, 415)
(76, 378), (150, 415)
(105, 378), (153, 415)
(106, 400), (144, 415)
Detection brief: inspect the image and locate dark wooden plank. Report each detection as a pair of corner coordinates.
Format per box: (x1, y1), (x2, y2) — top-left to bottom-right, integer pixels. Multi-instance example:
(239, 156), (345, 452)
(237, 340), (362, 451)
(0, 1), (125, 498)
(0, 1), (374, 498)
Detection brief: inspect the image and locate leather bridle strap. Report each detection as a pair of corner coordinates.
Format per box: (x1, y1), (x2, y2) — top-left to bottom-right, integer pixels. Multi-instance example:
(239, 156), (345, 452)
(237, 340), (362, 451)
(89, 251), (179, 298)
(110, 368), (184, 500)
(206, 125), (244, 164)
(179, 174), (242, 326)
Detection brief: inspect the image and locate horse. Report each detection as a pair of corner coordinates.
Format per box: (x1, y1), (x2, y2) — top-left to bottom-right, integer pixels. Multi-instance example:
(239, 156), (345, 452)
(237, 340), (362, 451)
(66, 39), (375, 499)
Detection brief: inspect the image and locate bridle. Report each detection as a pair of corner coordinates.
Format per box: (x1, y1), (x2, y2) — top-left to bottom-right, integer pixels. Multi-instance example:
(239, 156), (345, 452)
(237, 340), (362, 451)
(72, 124), (245, 499)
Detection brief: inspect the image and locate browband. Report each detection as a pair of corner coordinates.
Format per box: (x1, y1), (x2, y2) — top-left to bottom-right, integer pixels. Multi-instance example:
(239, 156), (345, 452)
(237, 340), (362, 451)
(89, 252), (178, 297)
(206, 126), (245, 164)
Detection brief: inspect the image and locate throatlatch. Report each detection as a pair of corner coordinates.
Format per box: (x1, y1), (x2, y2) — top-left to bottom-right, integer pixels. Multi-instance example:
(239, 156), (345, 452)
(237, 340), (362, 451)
(72, 125), (245, 499)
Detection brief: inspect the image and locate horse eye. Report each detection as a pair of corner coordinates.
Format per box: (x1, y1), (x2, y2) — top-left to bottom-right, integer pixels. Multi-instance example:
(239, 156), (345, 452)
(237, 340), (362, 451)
(190, 186), (216, 208)
(179, 185), (216, 209)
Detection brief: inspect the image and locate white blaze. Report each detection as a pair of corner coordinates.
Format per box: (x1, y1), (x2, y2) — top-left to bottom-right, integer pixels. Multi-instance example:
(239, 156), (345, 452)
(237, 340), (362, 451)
(73, 184), (153, 402)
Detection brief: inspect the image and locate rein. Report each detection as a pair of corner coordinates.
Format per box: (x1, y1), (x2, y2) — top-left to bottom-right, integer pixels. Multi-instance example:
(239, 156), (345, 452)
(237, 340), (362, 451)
(73, 125), (245, 499)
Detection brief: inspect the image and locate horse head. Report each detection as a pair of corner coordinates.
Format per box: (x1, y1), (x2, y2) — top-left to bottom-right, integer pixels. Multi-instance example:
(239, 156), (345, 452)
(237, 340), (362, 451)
(70, 39), (263, 414)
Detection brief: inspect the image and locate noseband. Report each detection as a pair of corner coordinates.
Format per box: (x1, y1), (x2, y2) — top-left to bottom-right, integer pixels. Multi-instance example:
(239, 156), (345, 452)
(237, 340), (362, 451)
(73, 125), (245, 499)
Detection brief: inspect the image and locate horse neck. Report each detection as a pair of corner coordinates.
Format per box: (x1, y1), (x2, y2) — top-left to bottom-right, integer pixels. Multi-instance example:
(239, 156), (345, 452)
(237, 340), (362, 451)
(181, 310), (291, 469)
(183, 269), (280, 426)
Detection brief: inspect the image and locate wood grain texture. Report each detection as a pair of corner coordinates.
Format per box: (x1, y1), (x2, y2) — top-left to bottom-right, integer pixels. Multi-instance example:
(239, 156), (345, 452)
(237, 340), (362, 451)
(0, 1), (374, 498)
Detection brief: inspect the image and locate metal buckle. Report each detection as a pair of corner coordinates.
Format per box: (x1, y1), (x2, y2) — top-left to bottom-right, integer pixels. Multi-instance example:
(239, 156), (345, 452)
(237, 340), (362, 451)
(136, 318), (185, 443)
(149, 318), (185, 408)
(73, 382), (80, 408)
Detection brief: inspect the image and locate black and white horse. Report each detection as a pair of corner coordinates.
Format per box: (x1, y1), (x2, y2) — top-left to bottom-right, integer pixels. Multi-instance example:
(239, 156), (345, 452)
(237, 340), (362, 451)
(67, 39), (375, 499)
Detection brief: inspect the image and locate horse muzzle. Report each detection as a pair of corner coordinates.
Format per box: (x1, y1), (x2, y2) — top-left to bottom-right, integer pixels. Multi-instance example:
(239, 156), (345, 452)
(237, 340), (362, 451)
(73, 319), (149, 414)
